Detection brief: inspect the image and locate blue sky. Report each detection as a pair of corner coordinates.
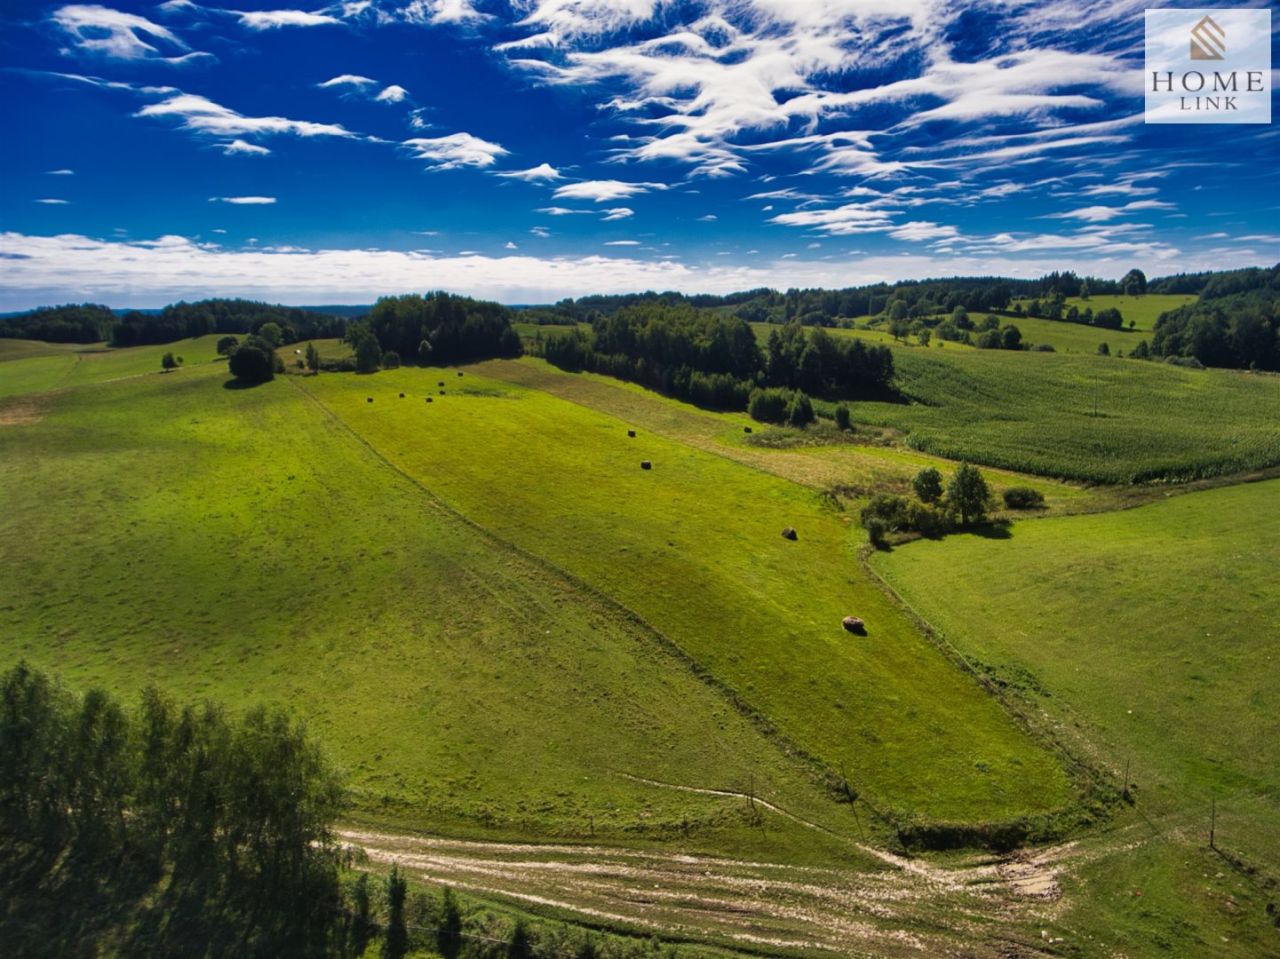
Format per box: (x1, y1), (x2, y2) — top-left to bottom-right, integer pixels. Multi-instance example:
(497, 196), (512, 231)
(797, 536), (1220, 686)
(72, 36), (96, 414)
(1, 0), (1277, 308)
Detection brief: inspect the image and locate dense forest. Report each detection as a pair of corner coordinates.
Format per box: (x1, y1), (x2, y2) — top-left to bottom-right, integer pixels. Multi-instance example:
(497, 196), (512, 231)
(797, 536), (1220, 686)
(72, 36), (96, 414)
(364, 291), (522, 367)
(543, 305), (894, 413)
(1150, 265), (1280, 371)
(0, 299), (346, 347)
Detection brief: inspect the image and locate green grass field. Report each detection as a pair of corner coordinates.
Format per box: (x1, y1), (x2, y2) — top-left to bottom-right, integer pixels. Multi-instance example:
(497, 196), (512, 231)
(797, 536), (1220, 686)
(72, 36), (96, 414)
(873, 481), (1280, 954)
(874, 480), (1280, 867)
(301, 365), (1073, 827)
(856, 347), (1280, 483)
(1011, 293), (1196, 332)
(4, 330), (1278, 955)
(0, 336), (224, 399)
(0, 362), (874, 860)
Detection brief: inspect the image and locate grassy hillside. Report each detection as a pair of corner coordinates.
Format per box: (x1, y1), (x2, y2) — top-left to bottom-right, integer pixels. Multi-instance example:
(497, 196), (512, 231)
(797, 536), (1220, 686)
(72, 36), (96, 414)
(0, 336), (223, 399)
(0, 363), (871, 859)
(1012, 293), (1196, 331)
(873, 480), (1280, 871)
(856, 348), (1280, 483)
(302, 365), (1074, 828)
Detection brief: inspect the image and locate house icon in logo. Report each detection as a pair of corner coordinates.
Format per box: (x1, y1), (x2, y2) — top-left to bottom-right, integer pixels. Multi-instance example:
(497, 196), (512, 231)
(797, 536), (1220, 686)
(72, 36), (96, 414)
(1190, 14), (1225, 60)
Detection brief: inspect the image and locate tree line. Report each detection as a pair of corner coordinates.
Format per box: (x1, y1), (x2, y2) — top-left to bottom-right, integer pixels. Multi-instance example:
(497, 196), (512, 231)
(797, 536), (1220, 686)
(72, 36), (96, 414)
(0, 300), (346, 347)
(542, 305), (894, 414)
(1149, 265), (1280, 371)
(523, 268), (1186, 330)
(0, 663), (346, 957)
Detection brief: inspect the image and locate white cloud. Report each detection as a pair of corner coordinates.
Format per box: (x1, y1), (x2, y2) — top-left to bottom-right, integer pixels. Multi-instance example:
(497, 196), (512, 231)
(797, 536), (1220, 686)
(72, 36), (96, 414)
(495, 163), (563, 182)
(889, 221), (958, 242)
(399, 0), (490, 25)
(504, 241), (518, 249)
(536, 206), (592, 215)
(601, 207), (634, 221)
(552, 179), (665, 202)
(137, 93), (355, 138)
(222, 138), (271, 156)
(697, 214), (717, 222)
(4, 230), (1230, 312)
(51, 3), (212, 63)
(375, 84), (410, 103)
(1047, 200), (1174, 223)
(318, 74), (377, 88)
(402, 133), (508, 169)
(530, 226), (550, 238)
(604, 240), (640, 246)
(769, 203), (895, 236)
(45, 168), (76, 175)
(208, 196), (277, 204)
(35, 198), (71, 205)
(237, 9), (343, 30)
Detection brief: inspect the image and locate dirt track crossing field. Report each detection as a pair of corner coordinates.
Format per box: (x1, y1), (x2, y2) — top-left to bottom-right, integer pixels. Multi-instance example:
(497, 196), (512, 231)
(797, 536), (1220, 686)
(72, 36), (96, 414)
(340, 825), (1106, 958)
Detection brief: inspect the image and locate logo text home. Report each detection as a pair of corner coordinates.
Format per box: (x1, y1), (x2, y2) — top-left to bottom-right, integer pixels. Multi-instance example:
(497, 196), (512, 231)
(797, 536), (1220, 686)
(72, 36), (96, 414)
(1145, 8), (1271, 124)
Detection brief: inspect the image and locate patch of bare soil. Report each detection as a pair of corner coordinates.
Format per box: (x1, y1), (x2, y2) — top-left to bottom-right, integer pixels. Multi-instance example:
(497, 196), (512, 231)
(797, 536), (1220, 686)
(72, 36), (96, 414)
(0, 397), (47, 426)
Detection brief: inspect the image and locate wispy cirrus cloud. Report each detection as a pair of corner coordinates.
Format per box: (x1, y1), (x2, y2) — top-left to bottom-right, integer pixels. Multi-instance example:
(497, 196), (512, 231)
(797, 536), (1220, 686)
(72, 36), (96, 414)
(35, 198), (71, 205)
(318, 74), (377, 88)
(1046, 200), (1175, 223)
(495, 163), (563, 182)
(51, 4), (214, 64)
(209, 196), (277, 204)
(222, 138), (272, 155)
(236, 8), (343, 30)
(552, 180), (666, 202)
(402, 132), (508, 169)
(137, 93), (355, 139)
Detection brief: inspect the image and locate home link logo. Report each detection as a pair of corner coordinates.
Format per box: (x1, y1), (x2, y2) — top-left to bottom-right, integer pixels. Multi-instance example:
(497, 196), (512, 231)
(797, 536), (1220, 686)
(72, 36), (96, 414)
(1188, 14), (1224, 60)
(1146, 8), (1271, 124)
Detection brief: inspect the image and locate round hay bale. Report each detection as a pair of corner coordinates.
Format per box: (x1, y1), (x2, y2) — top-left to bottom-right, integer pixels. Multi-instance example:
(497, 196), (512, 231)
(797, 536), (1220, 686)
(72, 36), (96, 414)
(367, 397), (373, 403)
(627, 429), (636, 438)
(399, 392), (405, 398)
(841, 616), (866, 635)
(457, 371), (463, 377)
(439, 389), (446, 395)
(781, 527), (797, 541)
(426, 397), (433, 403)
(438, 381), (445, 387)
(744, 426), (753, 434)
(640, 460), (652, 470)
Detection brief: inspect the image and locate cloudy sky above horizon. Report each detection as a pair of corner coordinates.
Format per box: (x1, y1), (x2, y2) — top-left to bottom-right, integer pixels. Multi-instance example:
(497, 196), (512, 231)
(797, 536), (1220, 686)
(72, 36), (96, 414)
(1, 0), (1277, 309)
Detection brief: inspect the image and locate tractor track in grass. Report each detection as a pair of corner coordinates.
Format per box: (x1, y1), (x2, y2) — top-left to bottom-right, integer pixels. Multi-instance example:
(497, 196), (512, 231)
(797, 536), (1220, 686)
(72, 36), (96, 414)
(339, 817), (1149, 959)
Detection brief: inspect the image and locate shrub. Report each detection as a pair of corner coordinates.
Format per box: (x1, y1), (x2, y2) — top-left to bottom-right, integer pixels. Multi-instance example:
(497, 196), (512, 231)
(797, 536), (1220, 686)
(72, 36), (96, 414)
(864, 516), (891, 550)
(834, 404), (851, 431)
(1165, 355), (1205, 369)
(1002, 486), (1045, 510)
(1000, 325), (1023, 350)
(975, 329), (1002, 349)
(748, 387), (790, 423)
(382, 350), (401, 369)
(216, 335), (239, 356)
(787, 392), (815, 427)
(227, 335), (275, 383)
(1097, 342), (1110, 356)
(912, 467), (943, 504)
(1032, 343), (1056, 352)
(161, 351), (179, 372)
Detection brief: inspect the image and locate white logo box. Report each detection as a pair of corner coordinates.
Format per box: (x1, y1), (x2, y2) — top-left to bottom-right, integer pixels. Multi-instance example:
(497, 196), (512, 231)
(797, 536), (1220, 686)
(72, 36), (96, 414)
(1145, 8), (1271, 124)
